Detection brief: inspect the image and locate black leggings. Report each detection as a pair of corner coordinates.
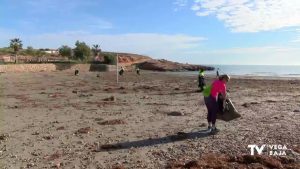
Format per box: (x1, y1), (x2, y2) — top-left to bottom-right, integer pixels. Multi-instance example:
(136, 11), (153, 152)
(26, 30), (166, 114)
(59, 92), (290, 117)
(204, 96), (218, 125)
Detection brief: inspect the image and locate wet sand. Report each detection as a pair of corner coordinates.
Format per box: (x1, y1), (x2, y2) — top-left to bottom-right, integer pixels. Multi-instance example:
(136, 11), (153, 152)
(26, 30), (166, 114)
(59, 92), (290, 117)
(0, 71), (299, 168)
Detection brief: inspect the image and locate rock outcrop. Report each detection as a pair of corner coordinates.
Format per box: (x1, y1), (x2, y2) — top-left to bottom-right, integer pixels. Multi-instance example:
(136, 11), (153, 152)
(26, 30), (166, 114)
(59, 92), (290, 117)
(136, 59), (214, 71)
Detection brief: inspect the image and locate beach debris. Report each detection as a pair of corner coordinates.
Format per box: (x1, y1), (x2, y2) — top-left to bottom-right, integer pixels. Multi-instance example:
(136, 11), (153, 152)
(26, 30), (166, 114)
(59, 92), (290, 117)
(266, 99), (277, 103)
(104, 87), (112, 91)
(52, 162), (62, 168)
(199, 123), (206, 127)
(99, 144), (122, 150)
(165, 153), (299, 169)
(79, 93), (93, 97)
(72, 90), (78, 94)
(119, 86), (125, 90)
(0, 134), (9, 141)
(242, 102), (259, 108)
(96, 74), (100, 77)
(43, 135), (54, 140)
(32, 131), (40, 135)
(27, 163), (35, 168)
(56, 126), (65, 130)
(98, 119), (126, 125)
(242, 103), (250, 108)
(167, 111), (184, 116)
(103, 96), (116, 101)
(45, 152), (61, 161)
(74, 69), (79, 76)
(94, 118), (103, 122)
(76, 127), (92, 134)
(112, 165), (126, 169)
(293, 109), (300, 112)
(142, 95), (150, 99)
(8, 105), (19, 109)
(174, 87), (180, 91)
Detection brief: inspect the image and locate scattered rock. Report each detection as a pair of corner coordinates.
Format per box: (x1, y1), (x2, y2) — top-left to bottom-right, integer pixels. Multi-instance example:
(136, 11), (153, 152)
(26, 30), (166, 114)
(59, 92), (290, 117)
(174, 87), (180, 91)
(119, 86), (125, 90)
(72, 90), (78, 94)
(293, 109), (300, 112)
(167, 111), (184, 116)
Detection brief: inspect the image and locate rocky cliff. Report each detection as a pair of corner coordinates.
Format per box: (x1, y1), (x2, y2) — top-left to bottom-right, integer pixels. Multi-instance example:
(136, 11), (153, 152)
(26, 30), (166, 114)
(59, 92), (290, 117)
(116, 53), (214, 71)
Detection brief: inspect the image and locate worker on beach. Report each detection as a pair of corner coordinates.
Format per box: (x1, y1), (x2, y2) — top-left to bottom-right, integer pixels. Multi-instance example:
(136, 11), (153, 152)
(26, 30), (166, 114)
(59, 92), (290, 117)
(203, 74), (230, 133)
(119, 66), (125, 76)
(136, 67), (140, 75)
(198, 68), (205, 92)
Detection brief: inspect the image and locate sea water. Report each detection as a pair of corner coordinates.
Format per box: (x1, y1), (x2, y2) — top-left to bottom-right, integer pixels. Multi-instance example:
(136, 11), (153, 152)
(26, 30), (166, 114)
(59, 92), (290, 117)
(164, 65), (300, 78)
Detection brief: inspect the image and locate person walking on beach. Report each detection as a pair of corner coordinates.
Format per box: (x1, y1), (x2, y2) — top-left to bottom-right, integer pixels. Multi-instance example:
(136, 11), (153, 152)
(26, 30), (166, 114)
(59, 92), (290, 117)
(119, 66), (125, 76)
(198, 69), (205, 92)
(203, 74), (230, 133)
(136, 67), (140, 75)
(216, 68), (219, 78)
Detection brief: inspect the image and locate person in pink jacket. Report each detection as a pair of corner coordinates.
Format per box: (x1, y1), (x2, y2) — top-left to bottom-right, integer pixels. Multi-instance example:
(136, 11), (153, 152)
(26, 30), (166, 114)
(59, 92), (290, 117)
(204, 74), (230, 133)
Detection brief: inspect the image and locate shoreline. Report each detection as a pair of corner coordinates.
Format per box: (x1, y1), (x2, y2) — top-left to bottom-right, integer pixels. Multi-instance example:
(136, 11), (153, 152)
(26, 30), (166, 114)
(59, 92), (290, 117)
(151, 71), (300, 80)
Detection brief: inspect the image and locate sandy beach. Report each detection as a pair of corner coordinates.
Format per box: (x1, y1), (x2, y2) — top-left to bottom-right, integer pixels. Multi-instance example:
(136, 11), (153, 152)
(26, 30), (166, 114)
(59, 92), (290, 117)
(0, 71), (299, 169)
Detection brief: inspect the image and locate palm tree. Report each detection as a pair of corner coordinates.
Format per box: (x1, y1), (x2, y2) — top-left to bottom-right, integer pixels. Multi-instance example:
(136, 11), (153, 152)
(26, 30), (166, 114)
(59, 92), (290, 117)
(92, 44), (101, 57)
(10, 38), (23, 63)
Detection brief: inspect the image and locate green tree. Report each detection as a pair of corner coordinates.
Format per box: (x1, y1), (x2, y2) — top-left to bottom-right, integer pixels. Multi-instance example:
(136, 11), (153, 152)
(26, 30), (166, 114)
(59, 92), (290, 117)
(73, 41), (91, 61)
(59, 45), (72, 58)
(92, 44), (101, 57)
(9, 38), (23, 63)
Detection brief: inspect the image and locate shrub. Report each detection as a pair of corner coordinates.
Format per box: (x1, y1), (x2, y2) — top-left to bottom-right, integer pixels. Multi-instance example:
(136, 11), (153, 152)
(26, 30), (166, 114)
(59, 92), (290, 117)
(103, 53), (117, 65)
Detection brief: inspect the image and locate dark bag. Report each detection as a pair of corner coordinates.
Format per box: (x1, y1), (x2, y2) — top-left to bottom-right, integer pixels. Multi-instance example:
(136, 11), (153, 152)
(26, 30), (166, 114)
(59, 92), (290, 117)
(217, 95), (241, 121)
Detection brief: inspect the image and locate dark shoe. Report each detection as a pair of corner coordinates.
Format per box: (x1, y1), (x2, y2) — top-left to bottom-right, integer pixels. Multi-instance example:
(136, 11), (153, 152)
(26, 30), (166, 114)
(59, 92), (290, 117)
(207, 126), (212, 132)
(211, 127), (220, 134)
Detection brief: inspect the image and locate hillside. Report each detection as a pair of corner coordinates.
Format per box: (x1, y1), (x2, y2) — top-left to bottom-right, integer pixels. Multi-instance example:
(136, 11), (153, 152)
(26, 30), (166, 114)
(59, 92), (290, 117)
(115, 53), (214, 71)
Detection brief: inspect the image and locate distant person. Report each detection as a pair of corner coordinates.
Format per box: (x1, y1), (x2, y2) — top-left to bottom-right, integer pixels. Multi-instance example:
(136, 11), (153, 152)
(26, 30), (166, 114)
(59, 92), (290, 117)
(74, 70), (79, 76)
(203, 74), (230, 133)
(198, 69), (205, 92)
(136, 67), (140, 75)
(119, 66), (125, 76)
(216, 68), (219, 78)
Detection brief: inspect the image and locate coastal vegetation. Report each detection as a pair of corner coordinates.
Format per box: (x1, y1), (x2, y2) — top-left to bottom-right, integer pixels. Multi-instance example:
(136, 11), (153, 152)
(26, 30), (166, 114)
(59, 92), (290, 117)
(0, 38), (117, 64)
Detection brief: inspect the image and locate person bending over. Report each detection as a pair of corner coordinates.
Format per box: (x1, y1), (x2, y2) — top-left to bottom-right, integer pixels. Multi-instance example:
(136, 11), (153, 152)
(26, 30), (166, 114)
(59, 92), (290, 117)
(203, 74), (230, 133)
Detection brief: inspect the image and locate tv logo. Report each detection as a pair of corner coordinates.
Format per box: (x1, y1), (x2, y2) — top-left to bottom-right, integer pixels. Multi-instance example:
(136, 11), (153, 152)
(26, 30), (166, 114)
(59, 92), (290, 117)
(248, 144), (288, 156)
(248, 145), (266, 155)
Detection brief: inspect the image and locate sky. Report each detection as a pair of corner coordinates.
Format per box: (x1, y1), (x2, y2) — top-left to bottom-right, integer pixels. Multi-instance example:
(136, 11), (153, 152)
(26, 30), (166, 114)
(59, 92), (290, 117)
(1, 0), (300, 65)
